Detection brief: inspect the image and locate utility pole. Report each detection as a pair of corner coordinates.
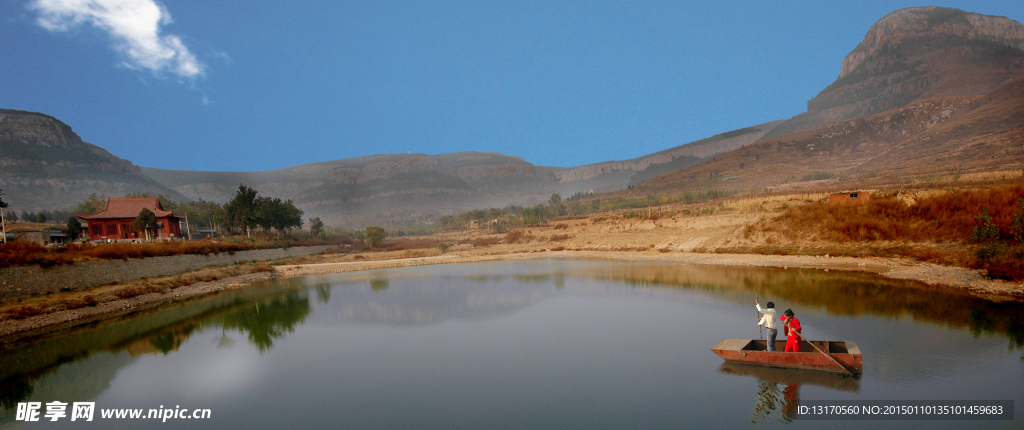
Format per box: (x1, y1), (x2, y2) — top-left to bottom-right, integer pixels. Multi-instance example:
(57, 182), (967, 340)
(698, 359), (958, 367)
(1, 189), (6, 244)
(184, 214), (192, 240)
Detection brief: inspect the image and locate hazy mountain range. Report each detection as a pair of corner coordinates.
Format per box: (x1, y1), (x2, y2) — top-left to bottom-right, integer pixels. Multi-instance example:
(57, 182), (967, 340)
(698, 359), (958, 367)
(2, 6), (1022, 227)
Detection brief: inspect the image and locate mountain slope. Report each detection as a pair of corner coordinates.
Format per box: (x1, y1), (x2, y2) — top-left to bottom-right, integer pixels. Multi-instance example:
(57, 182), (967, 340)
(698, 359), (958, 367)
(642, 77), (1024, 192)
(140, 122), (785, 226)
(762, 6), (1024, 140)
(0, 109), (187, 210)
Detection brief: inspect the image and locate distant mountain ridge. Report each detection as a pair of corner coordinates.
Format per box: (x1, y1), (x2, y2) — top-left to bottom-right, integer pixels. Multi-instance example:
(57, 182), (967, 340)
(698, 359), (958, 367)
(6, 6), (1023, 227)
(0, 109), (187, 210)
(138, 120), (782, 226)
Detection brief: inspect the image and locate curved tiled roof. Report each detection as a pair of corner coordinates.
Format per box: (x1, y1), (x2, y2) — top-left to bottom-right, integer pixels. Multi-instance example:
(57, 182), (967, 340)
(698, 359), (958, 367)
(77, 197), (183, 220)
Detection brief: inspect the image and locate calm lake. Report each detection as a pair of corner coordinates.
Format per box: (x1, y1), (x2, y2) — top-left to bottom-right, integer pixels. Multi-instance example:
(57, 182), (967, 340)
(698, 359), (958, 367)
(1, 259), (1022, 429)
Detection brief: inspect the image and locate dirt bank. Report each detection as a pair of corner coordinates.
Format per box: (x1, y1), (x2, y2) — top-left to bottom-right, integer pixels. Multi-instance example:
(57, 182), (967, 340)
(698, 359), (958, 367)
(5, 190), (1024, 343)
(3, 246), (1021, 345)
(0, 267), (276, 346)
(276, 248), (1024, 302)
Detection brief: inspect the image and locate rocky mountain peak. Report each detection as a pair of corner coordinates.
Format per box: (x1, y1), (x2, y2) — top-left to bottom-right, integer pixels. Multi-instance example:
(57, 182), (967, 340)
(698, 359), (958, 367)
(0, 109), (82, 149)
(0, 108), (187, 209)
(759, 7), (1024, 141)
(840, 7), (1024, 79)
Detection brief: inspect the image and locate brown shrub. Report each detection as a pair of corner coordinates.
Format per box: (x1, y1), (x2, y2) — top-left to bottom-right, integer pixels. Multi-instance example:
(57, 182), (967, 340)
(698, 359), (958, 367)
(376, 238), (439, 251)
(553, 224), (569, 230)
(505, 231), (534, 244)
(114, 285), (159, 299)
(551, 246), (566, 251)
(765, 185), (1024, 244)
(8, 305), (46, 319)
(253, 263), (274, 272)
(470, 237), (502, 247)
(0, 237), (275, 269)
(548, 234), (571, 242)
(64, 295), (99, 310)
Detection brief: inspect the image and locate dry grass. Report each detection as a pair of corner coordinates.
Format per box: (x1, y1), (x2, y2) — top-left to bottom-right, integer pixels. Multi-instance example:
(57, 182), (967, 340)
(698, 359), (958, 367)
(746, 184), (1024, 279)
(751, 185), (1024, 243)
(0, 235), (353, 269)
(504, 230), (536, 244)
(375, 238), (440, 252)
(1, 239), (257, 269)
(720, 193), (829, 213)
(469, 237), (503, 247)
(0, 262), (273, 321)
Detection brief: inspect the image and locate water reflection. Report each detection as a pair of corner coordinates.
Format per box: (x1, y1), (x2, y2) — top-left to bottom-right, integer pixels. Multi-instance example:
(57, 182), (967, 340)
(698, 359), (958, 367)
(0, 259), (1021, 429)
(0, 284), (309, 419)
(370, 278), (389, 292)
(718, 362), (859, 425)
(219, 291), (311, 353)
(315, 283), (331, 304)
(567, 262), (1024, 349)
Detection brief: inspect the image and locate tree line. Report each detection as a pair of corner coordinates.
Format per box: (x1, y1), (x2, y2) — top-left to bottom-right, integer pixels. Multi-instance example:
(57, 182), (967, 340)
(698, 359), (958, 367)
(44, 186), (306, 238)
(221, 185), (304, 237)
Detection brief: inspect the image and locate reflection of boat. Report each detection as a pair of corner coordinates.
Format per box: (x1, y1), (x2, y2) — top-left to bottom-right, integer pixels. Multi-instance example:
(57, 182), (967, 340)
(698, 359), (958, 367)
(711, 339), (862, 374)
(718, 362), (860, 391)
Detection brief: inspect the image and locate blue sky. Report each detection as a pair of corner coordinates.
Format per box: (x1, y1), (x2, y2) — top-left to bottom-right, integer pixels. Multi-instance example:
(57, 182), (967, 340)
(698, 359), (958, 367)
(2, 1), (1021, 171)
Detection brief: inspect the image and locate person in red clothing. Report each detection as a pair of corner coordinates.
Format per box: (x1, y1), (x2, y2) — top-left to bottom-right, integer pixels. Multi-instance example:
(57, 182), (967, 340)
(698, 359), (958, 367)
(780, 309), (802, 352)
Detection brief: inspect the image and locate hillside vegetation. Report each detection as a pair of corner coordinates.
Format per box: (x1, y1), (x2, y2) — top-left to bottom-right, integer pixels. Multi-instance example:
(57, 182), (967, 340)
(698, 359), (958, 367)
(734, 184), (1024, 279)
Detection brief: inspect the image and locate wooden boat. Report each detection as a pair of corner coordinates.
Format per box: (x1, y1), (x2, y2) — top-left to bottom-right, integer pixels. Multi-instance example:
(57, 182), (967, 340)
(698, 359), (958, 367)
(711, 339), (862, 374)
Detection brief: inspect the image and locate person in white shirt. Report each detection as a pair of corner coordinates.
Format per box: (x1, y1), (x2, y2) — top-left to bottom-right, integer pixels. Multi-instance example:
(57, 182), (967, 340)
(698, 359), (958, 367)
(756, 299), (778, 351)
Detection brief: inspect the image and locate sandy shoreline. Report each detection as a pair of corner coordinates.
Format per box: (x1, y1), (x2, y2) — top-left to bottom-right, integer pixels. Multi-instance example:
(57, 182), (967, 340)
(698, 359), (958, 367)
(2, 248), (1022, 345)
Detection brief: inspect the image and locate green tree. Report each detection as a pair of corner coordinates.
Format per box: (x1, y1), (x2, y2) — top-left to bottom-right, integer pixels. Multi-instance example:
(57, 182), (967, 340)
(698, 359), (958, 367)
(36, 212), (47, 223)
(972, 209), (1002, 243)
(71, 193), (106, 214)
(224, 185), (259, 237)
(66, 216), (82, 241)
(255, 197), (304, 236)
(254, 196), (274, 233)
(21, 210), (35, 223)
(6, 210), (16, 221)
(133, 208), (159, 240)
(1011, 199), (1024, 245)
(365, 226), (386, 249)
(309, 217), (325, 238)
(549, 193), (562, 205)
(0, 188), (6, 211)
(174, 198), (222, 230)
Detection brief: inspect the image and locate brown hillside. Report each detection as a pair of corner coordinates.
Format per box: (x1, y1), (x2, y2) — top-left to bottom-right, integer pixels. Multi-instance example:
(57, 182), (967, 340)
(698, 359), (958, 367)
(848, 75), (1024, 180)
(641, 77), (1024, 191)
(762, 6), (1024, 140)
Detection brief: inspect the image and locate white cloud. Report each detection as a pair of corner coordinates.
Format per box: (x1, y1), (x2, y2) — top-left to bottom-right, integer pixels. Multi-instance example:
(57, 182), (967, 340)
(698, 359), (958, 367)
(30, 0), (206, 79)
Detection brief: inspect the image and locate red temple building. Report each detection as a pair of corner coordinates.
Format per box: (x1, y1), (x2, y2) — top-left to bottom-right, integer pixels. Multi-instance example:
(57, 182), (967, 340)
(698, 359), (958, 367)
(77, 197), (185, 241)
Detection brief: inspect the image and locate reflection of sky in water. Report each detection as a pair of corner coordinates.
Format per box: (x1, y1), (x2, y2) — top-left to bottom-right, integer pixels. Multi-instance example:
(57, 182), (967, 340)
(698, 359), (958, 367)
(1, 259), (1022, 429)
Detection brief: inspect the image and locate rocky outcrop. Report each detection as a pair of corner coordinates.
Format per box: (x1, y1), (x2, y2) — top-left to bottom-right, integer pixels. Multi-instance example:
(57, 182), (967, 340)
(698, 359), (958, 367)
(762, 7), (1024, 140)
(0, 109), (186, 210)
(357, 156), (459, 184)
(840, 8), (1024, 78)
(457, 164), (538, 182)
(330, 167), (360, 185)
